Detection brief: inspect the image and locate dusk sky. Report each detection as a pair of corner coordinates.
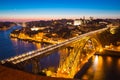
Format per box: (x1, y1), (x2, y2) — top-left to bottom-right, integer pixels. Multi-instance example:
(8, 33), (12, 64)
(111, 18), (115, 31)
(0, 0), (120, 22)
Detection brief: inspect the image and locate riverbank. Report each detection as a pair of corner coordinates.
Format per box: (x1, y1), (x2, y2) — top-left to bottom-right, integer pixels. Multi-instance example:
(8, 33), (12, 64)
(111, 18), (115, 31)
(10, 35), (63, 44)
(11, 36), (56, 45)
(95, 49), (120, 57)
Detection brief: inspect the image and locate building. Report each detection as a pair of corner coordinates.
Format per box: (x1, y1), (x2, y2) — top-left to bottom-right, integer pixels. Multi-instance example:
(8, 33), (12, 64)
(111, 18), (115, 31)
(22, 22), (27, 27)
(74, 19), (82, 26)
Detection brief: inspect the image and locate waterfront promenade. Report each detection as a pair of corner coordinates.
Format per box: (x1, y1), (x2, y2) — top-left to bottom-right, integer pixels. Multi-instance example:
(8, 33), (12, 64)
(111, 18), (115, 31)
(96, 45), (120, 56)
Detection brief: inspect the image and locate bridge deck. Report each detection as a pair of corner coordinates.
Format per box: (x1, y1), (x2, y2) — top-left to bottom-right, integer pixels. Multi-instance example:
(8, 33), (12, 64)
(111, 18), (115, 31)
(0, 65), (77, 80)
(1, 28), (107, 65)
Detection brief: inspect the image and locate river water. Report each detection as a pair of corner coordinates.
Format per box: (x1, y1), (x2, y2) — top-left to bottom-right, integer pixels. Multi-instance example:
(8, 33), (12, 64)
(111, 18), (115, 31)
(0, 30), (60, 71)
(0, 30), (120, 80)
(75, 55), (120, 80)
(0, 31), (38, 60)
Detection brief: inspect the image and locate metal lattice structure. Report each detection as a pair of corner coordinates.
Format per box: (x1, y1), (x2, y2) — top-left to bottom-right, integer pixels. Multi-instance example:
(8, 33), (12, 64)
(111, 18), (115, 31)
(56, 36), (102, 78)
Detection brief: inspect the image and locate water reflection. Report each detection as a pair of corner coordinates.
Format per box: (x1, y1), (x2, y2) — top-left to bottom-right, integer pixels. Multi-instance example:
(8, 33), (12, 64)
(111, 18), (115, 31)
(117, 59), (120, 72)
(79, 55), (120, 80)
(11, 38), (37, 55)
(93, 55), (98, 67)
(0, 31), (38, 60)
(32, 42), (41, 49)
(106, 56), (112, 66)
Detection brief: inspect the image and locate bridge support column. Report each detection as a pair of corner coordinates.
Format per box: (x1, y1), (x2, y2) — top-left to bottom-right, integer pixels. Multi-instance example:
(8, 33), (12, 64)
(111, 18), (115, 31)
(32, 58), (40, 74)
(67, 47), (73, 56)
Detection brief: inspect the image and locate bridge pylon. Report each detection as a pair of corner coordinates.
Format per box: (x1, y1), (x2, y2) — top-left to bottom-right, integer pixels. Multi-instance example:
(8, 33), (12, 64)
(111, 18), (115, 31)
(32, 58), (41, 74)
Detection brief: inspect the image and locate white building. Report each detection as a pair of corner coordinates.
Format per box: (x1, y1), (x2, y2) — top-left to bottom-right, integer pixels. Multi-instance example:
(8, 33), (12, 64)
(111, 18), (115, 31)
(74, 19), (82, 26)
(31, 26), (49, 31)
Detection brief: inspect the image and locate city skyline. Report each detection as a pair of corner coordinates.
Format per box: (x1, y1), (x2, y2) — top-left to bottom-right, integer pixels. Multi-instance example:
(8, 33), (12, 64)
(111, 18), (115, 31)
(0, 0), (120, 22)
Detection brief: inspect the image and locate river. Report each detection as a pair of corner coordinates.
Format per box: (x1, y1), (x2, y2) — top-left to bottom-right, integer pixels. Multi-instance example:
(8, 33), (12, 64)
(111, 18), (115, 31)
(0, 31), (38, 60)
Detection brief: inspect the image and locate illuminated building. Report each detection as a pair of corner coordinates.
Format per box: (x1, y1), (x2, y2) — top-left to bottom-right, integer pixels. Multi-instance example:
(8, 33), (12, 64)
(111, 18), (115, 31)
(74, 19), (82, 26)
(31, 27), (39, 31)
(67, 22), (73, 25)
(31, 26), (49, 31)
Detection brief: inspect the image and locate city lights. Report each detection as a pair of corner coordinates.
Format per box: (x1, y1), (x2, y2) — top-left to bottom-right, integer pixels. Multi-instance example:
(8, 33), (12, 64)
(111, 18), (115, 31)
(0, 0), (120, 79)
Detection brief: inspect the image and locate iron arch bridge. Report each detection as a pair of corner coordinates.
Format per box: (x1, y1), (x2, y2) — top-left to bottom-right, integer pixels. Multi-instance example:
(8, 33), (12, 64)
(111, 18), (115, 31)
(0, 28), (106, 78)
(56, 36), (102, 78)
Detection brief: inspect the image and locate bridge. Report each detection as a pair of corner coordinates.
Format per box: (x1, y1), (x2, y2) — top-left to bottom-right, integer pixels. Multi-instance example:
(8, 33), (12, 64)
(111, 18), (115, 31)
(0, 28), (107, 78)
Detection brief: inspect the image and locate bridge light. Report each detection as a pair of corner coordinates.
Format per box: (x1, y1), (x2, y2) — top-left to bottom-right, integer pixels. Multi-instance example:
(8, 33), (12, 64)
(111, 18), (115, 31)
(58, 68), (60, 71)
(46, 70), (52, 76)
(61, 70), (64, 73)
(67, 71), (70, 74)
(105, 45), (109, 49)
(99, 48), (103, 52)
(64, 68), (66, 71)
(80, 59), (83, 61)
